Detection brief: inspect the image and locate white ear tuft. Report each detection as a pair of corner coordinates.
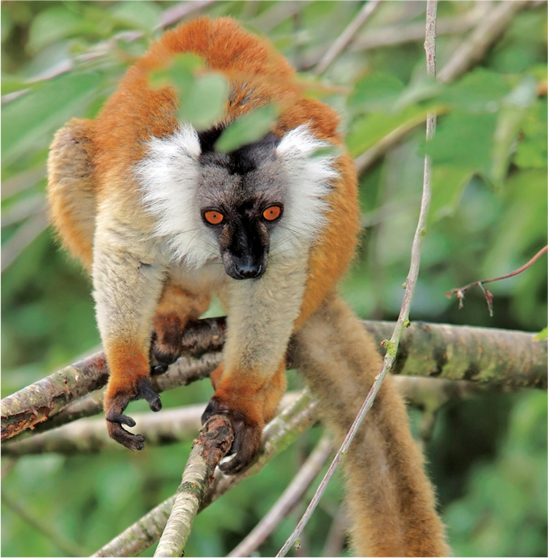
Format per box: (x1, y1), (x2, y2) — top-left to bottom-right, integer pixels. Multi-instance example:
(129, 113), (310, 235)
(272, 125), (339, 257)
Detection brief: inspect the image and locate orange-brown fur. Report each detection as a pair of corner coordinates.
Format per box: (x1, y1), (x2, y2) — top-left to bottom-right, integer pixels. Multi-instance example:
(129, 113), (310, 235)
(47, 17), (448, 556)
(292, 295), (450, 556)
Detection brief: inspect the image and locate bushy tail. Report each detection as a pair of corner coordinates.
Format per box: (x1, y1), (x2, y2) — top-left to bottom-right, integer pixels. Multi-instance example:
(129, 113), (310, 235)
(292, 294), (449, 557)
(47, 118), (97, 271)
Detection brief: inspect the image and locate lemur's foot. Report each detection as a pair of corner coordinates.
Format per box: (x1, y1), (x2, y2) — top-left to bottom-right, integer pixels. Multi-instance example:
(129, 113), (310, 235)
(150, 314), (185, 374)
(105, 378), (162, 450)
(202, 396), (264, 474)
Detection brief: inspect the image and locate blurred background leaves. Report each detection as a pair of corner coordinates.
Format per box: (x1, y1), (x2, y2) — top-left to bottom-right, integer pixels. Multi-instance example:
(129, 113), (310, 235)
(1, 1), (547, 557)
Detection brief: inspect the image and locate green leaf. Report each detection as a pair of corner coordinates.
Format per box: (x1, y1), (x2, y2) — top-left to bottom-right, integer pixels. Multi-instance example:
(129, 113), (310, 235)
(438, 69), (511, 113)
(28, 6), (84, 53)
(428, 165), (474, 224)
(149, 53), (203, 92)
(347, 104), (431, 157)
(179, 73), (229, 131)
(421, 112), (497, 168)
(108, 1), (161, 33)
(533, 327), (548, 342)
(349, 72), (405, 112)
(515, 98), (548, 169)
(2, 71), (100, 167)
(216, 104), (279, 153)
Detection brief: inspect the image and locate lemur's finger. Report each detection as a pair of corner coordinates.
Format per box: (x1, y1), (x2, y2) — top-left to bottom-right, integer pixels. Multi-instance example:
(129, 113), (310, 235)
(106, 411), (136, 427)
(137, 378), (162, 412)
(107, 421), (145, 451)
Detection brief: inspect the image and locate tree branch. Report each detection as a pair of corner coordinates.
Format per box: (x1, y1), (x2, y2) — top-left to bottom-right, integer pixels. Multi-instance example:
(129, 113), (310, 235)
(154, 415), (234, 557)
(92, 389), (318, 557)
(3, 376), (504, 458)
(3, 320), (546, 443)
(1, 350), (221, 442)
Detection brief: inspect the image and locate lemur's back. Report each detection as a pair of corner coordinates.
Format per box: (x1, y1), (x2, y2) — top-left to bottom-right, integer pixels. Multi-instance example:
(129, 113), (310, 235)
(93, 18), (342, 181)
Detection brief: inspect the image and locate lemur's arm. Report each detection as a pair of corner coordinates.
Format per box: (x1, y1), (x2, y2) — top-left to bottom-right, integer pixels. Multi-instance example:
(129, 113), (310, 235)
(203, 255), (308, 473)
(93, 215), (166, 449)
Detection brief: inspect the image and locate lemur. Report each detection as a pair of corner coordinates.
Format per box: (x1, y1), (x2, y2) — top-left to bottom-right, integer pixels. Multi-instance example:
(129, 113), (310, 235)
(47, 17), (449, 556)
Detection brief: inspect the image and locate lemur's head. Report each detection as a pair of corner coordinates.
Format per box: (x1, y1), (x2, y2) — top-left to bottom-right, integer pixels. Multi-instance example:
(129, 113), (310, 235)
(138, 123), (338, 278)
(195, 129), (283, 280)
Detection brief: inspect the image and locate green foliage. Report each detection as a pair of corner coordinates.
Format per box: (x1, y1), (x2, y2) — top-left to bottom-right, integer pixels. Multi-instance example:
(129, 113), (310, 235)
(216, 104), (280, 153)
(1, 2), (547, 557)
(151, 53), (230, 131)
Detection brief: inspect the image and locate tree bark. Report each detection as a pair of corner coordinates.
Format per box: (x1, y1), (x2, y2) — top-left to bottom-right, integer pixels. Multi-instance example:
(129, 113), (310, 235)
(2, 320), (546, 442)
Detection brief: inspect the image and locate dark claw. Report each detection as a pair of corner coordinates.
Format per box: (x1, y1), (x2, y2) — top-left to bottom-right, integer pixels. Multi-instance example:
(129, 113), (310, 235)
(137, 378), (162, 412)
(151, 363), (169, 375)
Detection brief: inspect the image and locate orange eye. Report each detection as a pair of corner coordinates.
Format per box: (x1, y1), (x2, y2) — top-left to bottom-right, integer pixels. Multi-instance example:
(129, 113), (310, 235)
(204, 210), (224, 225)
(263, 205), (282, 221)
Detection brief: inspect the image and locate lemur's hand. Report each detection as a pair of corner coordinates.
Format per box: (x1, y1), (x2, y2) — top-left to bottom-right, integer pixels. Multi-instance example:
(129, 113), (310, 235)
(201, 395), (264, 474)
(104, 378), (162, 450)
(150, 314), (185, 374)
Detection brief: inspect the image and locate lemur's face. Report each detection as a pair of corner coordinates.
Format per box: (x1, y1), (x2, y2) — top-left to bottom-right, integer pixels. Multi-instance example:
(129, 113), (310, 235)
(196, 131), (284, 280)
(138, 124), (338, 276)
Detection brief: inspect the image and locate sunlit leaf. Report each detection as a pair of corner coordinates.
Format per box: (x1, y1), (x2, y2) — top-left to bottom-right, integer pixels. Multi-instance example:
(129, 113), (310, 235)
(2, 72), (100, 167)
(180, 73), (229, 131)
(438, 69), (510, 113)
(216, 104), (279, 153)
(349, 72), (405, 112)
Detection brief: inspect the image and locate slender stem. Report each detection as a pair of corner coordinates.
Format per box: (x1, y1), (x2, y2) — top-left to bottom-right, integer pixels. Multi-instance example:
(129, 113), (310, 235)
(229, 436), (333, 557)
(446, 245), (548, 316)
(276, 2), (438, 555)
(314, 0), (381, 75)
(448, 245), (548, 294)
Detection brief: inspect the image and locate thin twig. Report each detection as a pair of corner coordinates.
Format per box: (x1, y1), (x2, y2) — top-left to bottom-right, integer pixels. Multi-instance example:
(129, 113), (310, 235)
(1, 1), (215, 105)
(350, 4), (491, 52)
(314, 0), (381, 75)
(446, 245), (548, 316)
(229, 436), (333, 557)
(276, 3), (438, 555)
(438, 0), (531, 83)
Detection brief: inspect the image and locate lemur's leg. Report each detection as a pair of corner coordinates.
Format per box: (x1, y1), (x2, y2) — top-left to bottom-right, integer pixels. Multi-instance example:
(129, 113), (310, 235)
(151, 282), (211, 371)
(202, 256), (307, 474)
(93, 218), (166, 451)
(292, 293), (449, 557)
(47, 118), (97, 271)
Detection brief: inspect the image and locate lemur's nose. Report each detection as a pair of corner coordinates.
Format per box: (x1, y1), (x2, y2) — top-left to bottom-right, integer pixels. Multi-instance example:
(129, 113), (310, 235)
(234, 258), (264, 279)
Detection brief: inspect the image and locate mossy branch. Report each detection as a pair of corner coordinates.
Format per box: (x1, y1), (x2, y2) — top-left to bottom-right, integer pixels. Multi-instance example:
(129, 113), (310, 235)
(2, 320), (546, 443)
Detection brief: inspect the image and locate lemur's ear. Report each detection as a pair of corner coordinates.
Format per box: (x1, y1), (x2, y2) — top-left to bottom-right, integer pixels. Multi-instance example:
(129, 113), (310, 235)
(276, 125), (329, 160)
